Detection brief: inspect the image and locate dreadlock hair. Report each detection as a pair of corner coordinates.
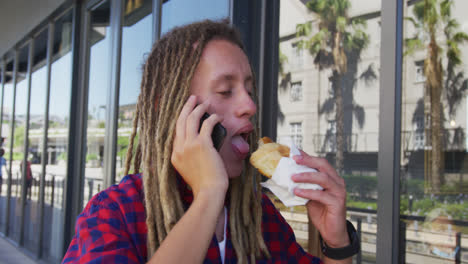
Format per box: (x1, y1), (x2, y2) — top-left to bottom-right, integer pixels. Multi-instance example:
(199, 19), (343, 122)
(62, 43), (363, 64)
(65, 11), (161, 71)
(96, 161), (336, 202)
(123, 20), (271, 263)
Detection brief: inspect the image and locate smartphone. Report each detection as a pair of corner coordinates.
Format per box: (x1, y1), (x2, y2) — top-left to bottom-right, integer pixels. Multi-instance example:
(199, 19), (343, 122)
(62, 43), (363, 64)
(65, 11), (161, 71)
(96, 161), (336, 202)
(199, 112), (226, 151)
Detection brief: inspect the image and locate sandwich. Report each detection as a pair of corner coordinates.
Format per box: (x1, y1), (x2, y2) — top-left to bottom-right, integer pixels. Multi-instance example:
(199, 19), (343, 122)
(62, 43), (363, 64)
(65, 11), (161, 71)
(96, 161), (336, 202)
(249, 137), (290, 178)
(250, 137), (323, 207)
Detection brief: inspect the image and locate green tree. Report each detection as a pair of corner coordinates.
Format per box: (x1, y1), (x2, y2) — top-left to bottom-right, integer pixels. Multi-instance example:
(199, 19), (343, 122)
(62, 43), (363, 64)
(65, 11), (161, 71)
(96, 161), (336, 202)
(14, 125), (25, 148)
(405, 0), (468, 192)
(296, 0), (369, 173)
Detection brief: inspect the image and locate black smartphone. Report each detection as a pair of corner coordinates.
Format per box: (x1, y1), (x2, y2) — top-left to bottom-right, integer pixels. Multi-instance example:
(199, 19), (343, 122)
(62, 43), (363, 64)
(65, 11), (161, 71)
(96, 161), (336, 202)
(199, 112), (226, 151)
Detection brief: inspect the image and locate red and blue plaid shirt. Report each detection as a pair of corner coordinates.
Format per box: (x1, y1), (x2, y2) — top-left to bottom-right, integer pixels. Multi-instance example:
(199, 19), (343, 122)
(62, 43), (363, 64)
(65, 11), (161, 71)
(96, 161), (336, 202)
(62, 174), (322, 263)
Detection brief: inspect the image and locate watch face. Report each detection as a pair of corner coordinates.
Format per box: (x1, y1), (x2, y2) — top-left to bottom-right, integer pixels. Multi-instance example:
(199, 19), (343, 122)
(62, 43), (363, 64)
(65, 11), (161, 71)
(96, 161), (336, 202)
(320, 220), (360, 260)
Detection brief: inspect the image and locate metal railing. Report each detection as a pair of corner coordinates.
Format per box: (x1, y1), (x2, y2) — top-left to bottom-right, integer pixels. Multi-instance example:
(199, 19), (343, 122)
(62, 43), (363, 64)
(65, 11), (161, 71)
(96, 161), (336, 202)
(2, 172), (103, 209)
(347, 207), (467, 264)
(311, 132), (379, 153)
(402, 128), (466, 152)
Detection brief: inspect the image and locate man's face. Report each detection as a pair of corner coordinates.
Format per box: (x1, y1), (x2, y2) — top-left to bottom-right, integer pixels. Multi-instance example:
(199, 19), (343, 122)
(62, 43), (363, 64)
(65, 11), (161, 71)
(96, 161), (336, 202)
(190, 39), (257, 178)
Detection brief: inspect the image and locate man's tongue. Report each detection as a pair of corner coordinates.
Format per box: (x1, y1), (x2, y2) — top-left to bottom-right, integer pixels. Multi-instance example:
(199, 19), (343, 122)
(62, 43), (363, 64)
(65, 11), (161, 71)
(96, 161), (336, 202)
(231, 135), (250, 155)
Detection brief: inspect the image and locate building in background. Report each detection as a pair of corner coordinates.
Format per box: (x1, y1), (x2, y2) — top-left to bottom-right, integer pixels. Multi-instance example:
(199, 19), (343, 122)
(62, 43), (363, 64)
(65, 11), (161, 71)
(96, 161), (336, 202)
(277, 0), (468, 262)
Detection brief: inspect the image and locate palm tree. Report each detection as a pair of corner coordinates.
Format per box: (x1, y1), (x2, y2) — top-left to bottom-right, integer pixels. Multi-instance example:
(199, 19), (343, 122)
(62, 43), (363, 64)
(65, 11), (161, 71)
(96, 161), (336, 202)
(296, 0), (369, 173)
(405, 0), (468, 192)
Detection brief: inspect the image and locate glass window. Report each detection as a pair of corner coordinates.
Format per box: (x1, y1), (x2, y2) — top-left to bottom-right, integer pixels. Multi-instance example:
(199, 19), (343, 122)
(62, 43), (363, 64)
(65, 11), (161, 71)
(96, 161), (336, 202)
(24, 28), (48, 253)
(292, 42), (303, 68)
(84, 1), (110, 207)
(161, 0), (229, 35)
(115, 0), (152, 183)
(42, 10), (73, 262)
(290, 81), (302, 102)
(401, 0), (468, 262)
(289, 122), (303, 149)
(0, 58), (13, 233)
(414, 60), (425, 83)
(277, 0), (381, 261)
(8, 45), (30, 243)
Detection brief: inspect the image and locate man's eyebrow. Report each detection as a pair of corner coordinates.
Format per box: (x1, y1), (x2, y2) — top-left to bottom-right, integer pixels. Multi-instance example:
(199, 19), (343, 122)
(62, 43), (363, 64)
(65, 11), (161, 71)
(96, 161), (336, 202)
(214, 74), (253, 83)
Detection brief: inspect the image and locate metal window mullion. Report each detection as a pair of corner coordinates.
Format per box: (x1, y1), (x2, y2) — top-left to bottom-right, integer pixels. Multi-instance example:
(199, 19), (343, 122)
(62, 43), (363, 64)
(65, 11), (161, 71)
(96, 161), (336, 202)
(152, 0), (162, 42)
(376, 0), (403, 263)
(104, 0), (123, 188)
(229, 0), (234, 24)
(0, 60), (5, 140)
(260, 0), (279, 140)
(0, 60), (4, 236)
(19, 40), (34, 247)
(5, 50), (18, 237)
(37, 21), (54, 259)
(62, 2), (86, 255)
(257, 0), (266, 133)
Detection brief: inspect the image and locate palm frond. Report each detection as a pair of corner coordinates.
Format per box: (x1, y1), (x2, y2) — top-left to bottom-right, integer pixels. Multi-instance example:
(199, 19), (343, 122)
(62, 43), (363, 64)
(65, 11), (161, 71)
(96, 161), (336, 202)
(463, 79), (468, 93)
(359, 63), (377, 86)
(308, 39), (322, 55)
(443, 18), (459, 37)
(446, 41), (462, 66)
(353, 104), (365, 129)
(306, 0), (326, 14)
(336, 0), (350, 17)
(351, 17), (367, 28)
(424, 0), (439, 28)
(404, 38), (424, 56)
(336, 16), (347, 33)
(319, 97), (335, 115)
(314, 50), (334, 69)
(343, 29), (369, 53)
(440, 0), (452, 21)
(412, 2), (425, 22)
(453, 32), (468, 43)
(296, 22), (312, 37)
(307, 28), (329, 55)
(405, 17), (422, 30)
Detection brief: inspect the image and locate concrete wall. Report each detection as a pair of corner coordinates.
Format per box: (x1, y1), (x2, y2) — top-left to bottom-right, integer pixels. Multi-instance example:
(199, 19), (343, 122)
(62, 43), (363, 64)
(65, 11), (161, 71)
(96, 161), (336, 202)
(0, 0), (66, 56)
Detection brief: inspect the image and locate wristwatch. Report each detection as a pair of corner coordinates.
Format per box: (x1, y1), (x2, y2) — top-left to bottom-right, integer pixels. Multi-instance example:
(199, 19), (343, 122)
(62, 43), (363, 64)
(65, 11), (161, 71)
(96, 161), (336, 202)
(320, 220), (360, 260)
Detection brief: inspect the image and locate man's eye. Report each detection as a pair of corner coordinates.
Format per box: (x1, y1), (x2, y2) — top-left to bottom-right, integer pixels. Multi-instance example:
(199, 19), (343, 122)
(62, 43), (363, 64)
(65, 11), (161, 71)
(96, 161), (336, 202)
(219, 90), (232, 96)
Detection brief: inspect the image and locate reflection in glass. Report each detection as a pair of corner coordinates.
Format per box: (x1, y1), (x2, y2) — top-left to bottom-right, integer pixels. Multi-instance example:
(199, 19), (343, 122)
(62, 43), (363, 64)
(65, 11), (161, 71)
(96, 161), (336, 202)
(277, 0), (381, 261)
(115, 0), (152, 183)
(24, 29), (48, 253)
(401, 0), (468, 262)
(161, 0), (229, 35)
(42, 10), (73, 262)
(84, 1), (110, 207)
(8, 45), (29, 243)
(0, 60), (13, 233)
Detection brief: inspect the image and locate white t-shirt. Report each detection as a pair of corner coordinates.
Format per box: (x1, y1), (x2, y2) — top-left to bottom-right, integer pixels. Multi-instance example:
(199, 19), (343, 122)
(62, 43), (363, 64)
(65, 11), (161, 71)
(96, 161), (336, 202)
(217, 207), (227, 264)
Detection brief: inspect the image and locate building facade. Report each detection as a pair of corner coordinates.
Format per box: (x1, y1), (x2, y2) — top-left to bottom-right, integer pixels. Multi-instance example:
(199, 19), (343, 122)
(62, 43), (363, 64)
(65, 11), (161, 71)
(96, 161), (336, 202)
(0, 0), (467, 263)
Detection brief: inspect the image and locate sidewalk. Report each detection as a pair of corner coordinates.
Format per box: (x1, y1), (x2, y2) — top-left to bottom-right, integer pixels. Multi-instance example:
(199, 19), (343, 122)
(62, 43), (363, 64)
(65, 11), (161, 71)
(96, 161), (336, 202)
(0, 236), (38, 264)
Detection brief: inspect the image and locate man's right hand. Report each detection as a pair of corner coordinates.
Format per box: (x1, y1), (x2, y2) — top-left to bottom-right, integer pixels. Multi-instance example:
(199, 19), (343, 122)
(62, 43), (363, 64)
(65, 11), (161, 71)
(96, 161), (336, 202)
(171, 95), (229, 200)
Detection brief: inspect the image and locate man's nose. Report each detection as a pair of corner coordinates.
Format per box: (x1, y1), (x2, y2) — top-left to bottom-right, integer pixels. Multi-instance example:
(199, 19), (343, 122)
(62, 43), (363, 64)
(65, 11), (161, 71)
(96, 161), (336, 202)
(235, 89), (257, 118)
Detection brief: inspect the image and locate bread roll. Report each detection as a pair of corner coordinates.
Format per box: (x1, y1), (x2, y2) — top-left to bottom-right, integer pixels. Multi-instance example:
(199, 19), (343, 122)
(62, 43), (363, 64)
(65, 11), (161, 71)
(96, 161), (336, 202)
(249, 137), (290, 178)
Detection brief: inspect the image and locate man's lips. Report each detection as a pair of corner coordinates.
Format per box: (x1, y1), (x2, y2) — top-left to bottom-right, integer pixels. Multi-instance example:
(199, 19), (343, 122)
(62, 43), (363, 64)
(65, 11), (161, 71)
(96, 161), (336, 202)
(234, 123), (254, 138)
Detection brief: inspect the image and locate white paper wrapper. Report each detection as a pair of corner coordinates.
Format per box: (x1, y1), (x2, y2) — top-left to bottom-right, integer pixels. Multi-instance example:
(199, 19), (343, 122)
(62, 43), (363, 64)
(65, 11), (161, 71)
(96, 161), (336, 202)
(260, 141), (323, 207)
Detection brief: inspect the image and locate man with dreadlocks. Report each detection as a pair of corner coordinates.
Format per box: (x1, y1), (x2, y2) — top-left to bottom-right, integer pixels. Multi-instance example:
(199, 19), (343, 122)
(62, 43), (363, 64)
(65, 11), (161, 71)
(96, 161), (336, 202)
(63, 20), (358, 264)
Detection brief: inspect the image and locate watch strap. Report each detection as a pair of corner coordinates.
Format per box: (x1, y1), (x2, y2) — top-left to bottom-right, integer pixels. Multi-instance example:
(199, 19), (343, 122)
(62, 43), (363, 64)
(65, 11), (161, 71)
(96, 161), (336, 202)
(320, 220), (360, 260)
